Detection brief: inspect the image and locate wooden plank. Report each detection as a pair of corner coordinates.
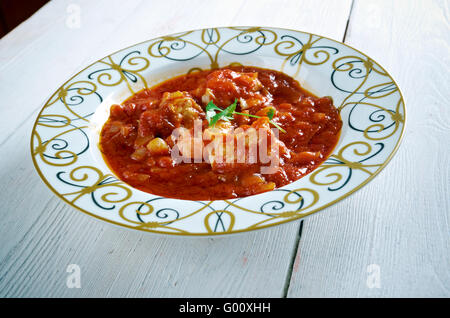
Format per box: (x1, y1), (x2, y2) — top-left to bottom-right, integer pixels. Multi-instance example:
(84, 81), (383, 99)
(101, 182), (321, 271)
(287, 0), (450, 297)
(0, 0), (352, 297)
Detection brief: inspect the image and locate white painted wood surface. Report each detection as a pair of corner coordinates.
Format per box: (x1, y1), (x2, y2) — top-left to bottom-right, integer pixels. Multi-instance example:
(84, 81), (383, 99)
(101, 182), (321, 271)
(287, 0), (450, 297)
(0, 0), (447, 297)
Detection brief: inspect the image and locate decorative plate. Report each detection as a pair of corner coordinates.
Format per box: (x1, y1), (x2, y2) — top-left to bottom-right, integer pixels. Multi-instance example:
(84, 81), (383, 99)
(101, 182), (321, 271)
(31, 26), (406, 236)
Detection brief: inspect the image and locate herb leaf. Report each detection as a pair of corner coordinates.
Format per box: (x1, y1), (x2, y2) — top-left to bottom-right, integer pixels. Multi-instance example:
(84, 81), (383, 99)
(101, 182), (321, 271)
(205, 100), (222, 122)
(205, 101), (222, 112)
(267, 108), (275, 120)
(222, 99), (237, 119)
(206, 99), (285, 133)
(208, 99), (237, 127)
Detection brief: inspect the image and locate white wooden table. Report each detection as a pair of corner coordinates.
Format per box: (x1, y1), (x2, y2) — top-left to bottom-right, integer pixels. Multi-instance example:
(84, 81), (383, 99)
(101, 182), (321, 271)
(0, 0), (448, 298)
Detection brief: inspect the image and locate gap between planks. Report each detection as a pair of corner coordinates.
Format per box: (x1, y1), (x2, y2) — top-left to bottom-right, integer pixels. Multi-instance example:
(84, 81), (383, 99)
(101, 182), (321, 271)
(281, 0), (356, 297)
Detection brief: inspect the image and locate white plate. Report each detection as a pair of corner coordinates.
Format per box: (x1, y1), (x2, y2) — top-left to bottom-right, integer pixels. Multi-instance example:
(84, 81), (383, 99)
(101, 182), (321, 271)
(31, 26), (406, 236)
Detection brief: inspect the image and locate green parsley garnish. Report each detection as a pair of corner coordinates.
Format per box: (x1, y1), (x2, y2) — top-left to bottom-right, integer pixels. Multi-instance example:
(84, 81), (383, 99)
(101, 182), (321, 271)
(206, 99), (286, 133)
(206, 99), (237, 126)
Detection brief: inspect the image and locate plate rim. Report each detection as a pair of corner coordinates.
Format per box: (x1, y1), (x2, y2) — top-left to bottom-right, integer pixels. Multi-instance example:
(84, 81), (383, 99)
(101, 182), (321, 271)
(30, 25), (407, 236)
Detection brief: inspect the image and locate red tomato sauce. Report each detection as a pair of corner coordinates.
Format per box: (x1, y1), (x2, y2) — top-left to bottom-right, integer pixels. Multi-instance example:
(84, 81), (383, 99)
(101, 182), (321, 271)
(99, 66), (342, 200)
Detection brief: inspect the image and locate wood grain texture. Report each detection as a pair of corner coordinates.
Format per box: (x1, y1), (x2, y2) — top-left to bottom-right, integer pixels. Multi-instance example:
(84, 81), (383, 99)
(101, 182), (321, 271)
(287, 0), (450, 297)
(0, 0), (353, 297)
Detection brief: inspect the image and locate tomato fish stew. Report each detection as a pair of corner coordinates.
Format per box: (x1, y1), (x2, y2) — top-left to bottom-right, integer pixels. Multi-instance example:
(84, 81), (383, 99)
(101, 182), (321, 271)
(100, 66), (342, 200)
